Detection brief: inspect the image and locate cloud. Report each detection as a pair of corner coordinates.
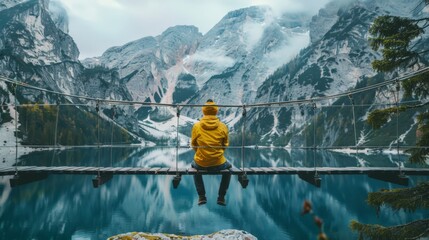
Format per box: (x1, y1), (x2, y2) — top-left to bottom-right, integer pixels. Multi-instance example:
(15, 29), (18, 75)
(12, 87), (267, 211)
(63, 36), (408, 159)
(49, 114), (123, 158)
(54, 0), (331, 59)
(266, 31), (310, 72)
(251, 0), (330, 14)
(189, 48), (235, 68)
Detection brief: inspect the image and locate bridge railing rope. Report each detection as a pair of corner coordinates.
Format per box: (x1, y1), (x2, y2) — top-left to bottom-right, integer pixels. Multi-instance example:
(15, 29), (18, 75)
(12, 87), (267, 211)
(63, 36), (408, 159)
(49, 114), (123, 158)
(0, 66), (428, 109)
(1, 67), (429, 188)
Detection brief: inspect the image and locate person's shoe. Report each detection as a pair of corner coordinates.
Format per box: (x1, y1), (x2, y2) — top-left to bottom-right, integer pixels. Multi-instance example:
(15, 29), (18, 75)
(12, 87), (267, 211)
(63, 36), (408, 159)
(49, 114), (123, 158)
(217, 196), (226, 206)
(198, 195), (207, 205)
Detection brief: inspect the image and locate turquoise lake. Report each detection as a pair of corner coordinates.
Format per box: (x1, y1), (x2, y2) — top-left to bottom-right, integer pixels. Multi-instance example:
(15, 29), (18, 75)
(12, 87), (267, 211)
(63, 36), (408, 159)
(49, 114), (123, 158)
(0, 147), (428, 239)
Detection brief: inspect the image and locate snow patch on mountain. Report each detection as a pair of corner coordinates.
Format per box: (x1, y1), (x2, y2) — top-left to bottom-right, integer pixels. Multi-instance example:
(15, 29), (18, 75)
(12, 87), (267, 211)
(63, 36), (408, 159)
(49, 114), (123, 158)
(0, 83), (35, 166)
(0, 0), (29, 11)
(265, 30), (310, 73)
(183, 48), (235, 87)
(139, 113), (195, 145)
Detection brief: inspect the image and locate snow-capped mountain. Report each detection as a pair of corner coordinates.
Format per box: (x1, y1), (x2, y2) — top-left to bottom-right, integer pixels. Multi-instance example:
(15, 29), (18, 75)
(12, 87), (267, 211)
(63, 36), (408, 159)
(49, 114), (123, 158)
(0, 0), (427, 147)
(182, 6), (312, 120)
(83, 25), (202, 105)
(0, 0), (138, 145)
(247, 0), (429, 147)
(85, 6), (312, 127)
(0, 0), (29, 11)
(80, 5), (313, 141)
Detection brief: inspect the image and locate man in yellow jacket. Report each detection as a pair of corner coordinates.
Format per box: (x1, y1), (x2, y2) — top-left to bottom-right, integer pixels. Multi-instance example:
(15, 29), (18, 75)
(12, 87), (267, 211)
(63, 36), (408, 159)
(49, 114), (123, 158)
(191, 99), (231, 206)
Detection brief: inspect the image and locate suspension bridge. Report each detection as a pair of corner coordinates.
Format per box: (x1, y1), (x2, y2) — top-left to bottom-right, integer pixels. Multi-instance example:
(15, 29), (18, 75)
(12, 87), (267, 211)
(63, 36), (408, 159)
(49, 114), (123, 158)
(0, 68), (428, 188)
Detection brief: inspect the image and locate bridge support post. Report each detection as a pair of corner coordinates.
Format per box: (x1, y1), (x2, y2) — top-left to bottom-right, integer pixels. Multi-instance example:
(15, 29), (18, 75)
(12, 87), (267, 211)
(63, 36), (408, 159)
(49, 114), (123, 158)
(92, 173), (113, 188)
(298, 172), (321, 188)
(172, 175), (181, 189)
(10, 172), (49, 188)
(368, 172), (409, 186)
(238, 174), (249, 188)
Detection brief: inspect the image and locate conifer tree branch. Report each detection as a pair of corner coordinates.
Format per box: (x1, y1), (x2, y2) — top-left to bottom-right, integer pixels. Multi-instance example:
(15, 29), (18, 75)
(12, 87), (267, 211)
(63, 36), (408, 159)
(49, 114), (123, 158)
(366, 182), (429, 212)
(350, 219), (429, 240)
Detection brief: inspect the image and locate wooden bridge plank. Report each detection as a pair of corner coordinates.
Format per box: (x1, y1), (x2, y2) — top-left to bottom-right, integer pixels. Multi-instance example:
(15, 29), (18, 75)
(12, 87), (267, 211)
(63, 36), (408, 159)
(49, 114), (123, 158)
(0, 167), (15, 172)
(147, 167), (161, 174)
(110, 167), (126, 173)
(135, 167), (151, 174)
(120, 167), (137, 174)
(51, 166), (71, 171)
(67, 167), (86, 172)
(187, 168), (198, 174)
(0, 166), (428, 177)
(168, 168), (187, 175)
(261, 167), (275, 173)
(0, 167), (15, 175)
(156, 168), (170, 174)
(229, 167), (244, 174)
(276, 167), (295, 173)
(249, 167), (266, 174)
(77, 167), (94, 173)
(270, 167), (284, 172)
(84, 167), (100, 172)
(16, 166), (37, 171)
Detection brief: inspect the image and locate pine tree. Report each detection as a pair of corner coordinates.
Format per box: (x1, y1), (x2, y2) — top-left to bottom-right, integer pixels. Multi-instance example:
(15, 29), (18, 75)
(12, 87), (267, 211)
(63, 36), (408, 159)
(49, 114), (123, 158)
(352, 1), (429, 239)
(366, 8), (429, 164)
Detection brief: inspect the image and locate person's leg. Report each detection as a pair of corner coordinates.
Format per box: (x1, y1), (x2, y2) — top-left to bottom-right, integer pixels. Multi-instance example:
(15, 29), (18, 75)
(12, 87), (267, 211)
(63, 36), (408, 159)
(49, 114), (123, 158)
(192, 161), (207, 205)
(217, 161), (232, 206)
(218, 173), (231, 197)
(193, 174), (207, 205)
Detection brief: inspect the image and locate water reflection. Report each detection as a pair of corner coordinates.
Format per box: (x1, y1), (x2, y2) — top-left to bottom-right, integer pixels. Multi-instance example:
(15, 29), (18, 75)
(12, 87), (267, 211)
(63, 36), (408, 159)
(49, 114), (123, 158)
(0, 148), (428, 239)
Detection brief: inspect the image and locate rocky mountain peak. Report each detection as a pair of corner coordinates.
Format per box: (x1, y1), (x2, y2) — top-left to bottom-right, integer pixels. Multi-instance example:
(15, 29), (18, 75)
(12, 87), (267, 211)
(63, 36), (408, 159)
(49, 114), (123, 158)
(48, 0), (69, 34)
(0, 0), (78, 65)
(0, 0), (29, 11)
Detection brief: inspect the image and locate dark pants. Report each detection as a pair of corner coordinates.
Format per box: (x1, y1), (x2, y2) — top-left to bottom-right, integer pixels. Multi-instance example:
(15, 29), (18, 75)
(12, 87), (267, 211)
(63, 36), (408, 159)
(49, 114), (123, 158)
(192, 161), (232, 197)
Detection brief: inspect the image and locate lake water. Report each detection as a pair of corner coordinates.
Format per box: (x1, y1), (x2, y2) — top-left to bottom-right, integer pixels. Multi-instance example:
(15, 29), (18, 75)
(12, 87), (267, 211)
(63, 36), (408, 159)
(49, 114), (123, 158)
(0, 147), (428, 239)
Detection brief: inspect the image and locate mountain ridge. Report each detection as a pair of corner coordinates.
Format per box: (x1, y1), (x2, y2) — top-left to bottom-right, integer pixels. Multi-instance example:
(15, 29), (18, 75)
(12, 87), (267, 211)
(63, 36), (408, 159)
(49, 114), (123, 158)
(0, 0), (428, 148)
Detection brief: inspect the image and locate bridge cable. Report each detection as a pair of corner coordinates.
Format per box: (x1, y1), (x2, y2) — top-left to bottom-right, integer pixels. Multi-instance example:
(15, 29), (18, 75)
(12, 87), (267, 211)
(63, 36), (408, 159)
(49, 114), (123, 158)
(54, 99), (60, 147)
(241, 106), (247, 173)
(304, 105), (309, 166)
(13, 84), (18, 175)
(0, 67), (428, 109)
(348, 94), (358, 155)
(395, 81), (403, 175)
(312, 102), (317, 174)
(175, 106), (181, 176)
(51, 99), (60, 166)
(96, 100), (101, 177)
(110, 105), (116, 167)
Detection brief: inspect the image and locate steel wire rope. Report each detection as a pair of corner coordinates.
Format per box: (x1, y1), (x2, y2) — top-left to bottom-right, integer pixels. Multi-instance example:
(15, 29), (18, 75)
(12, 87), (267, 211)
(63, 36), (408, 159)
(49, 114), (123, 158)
(348, 95), (358, 155)
(110, 105), (116, 167)
(0, 100), (425, 109)
(241, 106), (247, 172)
(0, 67), (428, 108)
(312, 102), (317, 172)
(96, 100), (101, 177)
(2, 143), (429, 150)
(175, 106), (180, 175)
(54, 100), (60, 147)
(1, 142), (428, 150)
(395, 81), (403, 174)
(13, 84), (18, 175)
(51, 100), (60, 166)
(1, 67), (428, 161)
(304, 104), (310, 167)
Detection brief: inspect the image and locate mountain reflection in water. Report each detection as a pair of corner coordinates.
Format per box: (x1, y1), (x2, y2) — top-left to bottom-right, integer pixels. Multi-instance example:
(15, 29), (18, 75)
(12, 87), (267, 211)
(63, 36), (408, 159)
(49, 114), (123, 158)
(0, 147), (428, 239)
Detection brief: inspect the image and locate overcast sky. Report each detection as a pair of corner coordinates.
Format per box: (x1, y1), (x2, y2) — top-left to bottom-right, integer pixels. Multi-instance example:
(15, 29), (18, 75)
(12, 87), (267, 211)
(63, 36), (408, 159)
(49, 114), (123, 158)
(55, 0), (331, 59)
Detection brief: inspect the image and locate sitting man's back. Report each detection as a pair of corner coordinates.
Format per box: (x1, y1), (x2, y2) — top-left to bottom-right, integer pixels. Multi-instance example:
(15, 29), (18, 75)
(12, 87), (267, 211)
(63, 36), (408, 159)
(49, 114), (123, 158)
(191, 99), (231, 206)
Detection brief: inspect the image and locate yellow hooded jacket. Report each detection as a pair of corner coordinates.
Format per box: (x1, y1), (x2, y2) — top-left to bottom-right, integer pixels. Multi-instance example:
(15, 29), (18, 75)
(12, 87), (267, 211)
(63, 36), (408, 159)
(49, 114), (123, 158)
(191, 114), (229, 167)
